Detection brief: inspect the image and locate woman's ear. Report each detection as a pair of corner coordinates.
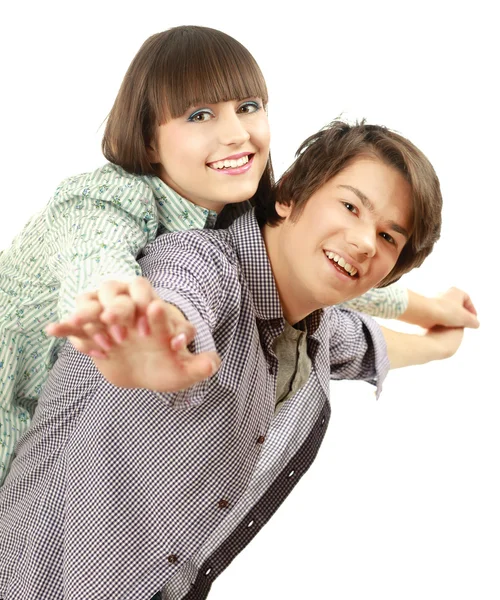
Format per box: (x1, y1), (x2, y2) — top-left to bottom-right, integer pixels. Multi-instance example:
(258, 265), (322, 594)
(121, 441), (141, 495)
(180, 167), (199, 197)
(146, 144), (159, 164)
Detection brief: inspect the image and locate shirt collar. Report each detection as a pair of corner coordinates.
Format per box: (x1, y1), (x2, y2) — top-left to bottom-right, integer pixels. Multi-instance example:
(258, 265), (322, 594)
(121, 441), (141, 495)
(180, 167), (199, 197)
(228, 209), (324, 333)
(147, 175), (219, 231)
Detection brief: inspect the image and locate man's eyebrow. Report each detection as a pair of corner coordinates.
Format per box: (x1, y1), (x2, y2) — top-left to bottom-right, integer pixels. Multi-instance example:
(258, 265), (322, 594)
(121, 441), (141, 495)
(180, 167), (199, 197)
(339, 184), (374, 211)
(389, 222), (410, 240)
(338, 184), (410, 240)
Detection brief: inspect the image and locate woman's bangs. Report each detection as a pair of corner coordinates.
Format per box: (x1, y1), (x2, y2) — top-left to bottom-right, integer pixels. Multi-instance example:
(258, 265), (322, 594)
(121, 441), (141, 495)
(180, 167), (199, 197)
(159, 42), (268, 119)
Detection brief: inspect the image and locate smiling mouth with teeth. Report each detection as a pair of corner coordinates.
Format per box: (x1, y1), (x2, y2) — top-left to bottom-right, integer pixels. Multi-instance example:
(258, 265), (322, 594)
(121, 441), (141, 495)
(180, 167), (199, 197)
(324, 251), (358, 277)
(209, 154), (253, 170)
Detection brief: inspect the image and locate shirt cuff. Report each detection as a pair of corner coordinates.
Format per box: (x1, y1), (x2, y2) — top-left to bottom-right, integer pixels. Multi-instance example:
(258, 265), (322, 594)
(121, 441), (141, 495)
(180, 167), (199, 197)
(356, 312), (390, 399)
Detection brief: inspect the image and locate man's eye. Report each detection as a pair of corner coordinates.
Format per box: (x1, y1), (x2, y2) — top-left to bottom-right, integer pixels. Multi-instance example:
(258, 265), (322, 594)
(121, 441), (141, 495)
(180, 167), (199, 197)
(380, 232), (395, 244)
(188, 110), (213, 123)
(237, 101), (261, 114)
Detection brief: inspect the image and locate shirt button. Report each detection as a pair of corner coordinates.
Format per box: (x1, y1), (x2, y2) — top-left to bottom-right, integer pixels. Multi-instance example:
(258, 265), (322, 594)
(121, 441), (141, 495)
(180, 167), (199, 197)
(257, 435), (266, 444)
(167, 554), (178, 564)
(217, 498), (230, 509)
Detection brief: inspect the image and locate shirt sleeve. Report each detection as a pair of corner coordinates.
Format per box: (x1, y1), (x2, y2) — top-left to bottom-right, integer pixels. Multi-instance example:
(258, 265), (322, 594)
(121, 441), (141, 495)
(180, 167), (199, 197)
(44, 166), (159, 319)
(337, 283), (409, 319)
(329, 307), (390, 398)
(138, 231), (228, 409)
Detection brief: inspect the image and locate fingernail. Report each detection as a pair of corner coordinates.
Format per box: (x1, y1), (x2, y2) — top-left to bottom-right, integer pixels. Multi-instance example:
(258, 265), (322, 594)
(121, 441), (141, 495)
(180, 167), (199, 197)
(171, 333), (187, 350)
(138, 316), (150, 337)
(93, 333), (112, 351)
(109, 325), (125, 344)
(89, 350), (108, 360)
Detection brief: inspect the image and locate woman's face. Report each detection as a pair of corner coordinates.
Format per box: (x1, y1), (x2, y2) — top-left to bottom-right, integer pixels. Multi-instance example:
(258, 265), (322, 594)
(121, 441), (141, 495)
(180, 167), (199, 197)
(149, 98), (270, 213)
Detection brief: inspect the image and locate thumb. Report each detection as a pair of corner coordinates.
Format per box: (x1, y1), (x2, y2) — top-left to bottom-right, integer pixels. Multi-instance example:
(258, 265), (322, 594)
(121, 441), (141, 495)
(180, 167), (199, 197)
(462, 307), (480, 329)
(182, 351), (221, 386)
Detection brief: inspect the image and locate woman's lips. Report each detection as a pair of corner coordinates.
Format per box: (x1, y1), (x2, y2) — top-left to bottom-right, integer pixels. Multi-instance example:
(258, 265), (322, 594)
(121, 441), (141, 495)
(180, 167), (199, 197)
(207, 154), (255, 175)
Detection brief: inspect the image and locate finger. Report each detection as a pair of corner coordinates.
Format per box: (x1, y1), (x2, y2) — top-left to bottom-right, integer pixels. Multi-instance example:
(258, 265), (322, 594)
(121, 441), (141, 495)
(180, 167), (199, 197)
(463, 296), (478, 317)
(92, 331), (114, 352)
(97, 280), (131, 309)
(46, 321), (89, 339)
(146, 299), (175, 341)
(100, 294), (137, 326)
(177, 350), (221, 386)
(171, 333), (188, 352)
(129, 277), (158, 313)
(462, 307), (480, 329)
(74, 290), (98, 305)
(66, 322), (114, 352)
(71, 296), (104, 326)
(68, 335), (107, 358)
(166, 313), (197, 348)
(170, 323), (197, 351)
(82, 322), (113, 351)
(164, 304), (196, 342)
(108, 324), (128, 344)
(145, 300), (195, 343)
(137, 315), (151, 337)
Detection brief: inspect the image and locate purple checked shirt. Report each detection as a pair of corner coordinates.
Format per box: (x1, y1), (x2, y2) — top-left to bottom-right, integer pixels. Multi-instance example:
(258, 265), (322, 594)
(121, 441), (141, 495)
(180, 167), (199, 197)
(0, 209), (389, 600)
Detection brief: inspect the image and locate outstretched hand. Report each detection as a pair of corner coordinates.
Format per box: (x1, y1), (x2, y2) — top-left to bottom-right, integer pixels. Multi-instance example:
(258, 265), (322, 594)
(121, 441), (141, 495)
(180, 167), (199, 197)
(400, 287), (479, 330)
(91, 298), (220, 392)
(46, 277), (220, 392)
(46, 278), (175, 357)
(433, 287), (479, 329)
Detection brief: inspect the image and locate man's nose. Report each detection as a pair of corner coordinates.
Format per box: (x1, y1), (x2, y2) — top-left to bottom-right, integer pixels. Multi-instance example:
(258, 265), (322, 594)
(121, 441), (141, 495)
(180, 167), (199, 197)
(346, 224), (377, 259)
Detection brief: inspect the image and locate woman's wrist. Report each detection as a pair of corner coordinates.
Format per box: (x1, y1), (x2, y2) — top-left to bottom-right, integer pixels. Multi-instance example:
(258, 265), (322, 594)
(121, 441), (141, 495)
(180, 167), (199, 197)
(398, 290), (440, 329)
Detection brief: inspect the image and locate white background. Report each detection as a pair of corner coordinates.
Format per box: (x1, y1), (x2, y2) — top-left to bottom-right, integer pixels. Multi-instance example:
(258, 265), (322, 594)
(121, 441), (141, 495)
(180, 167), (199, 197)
(0, 1), (498, 598)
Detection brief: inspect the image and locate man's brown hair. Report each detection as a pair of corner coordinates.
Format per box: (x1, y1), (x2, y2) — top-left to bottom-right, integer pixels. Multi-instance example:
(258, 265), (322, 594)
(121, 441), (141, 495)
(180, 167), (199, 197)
(256, 120), (442, 287)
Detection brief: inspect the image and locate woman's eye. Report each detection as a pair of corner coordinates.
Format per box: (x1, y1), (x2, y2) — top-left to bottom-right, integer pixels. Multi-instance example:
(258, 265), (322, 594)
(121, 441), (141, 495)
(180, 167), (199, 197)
(188, 109), (213, 123)
(343, 202), (357, 214)
(380, 232), (396, 245)
(237, 101), (261, 114)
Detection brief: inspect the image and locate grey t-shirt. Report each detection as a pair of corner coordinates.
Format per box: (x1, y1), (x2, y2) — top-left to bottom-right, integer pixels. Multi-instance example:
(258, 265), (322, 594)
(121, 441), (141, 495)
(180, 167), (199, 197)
(273, 320), (312, 413)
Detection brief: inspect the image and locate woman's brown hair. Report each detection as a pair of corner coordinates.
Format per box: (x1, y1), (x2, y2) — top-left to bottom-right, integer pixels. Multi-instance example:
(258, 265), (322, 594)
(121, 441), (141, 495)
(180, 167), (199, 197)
(102, 25), (273, 204)
(256, 119), (442, 287)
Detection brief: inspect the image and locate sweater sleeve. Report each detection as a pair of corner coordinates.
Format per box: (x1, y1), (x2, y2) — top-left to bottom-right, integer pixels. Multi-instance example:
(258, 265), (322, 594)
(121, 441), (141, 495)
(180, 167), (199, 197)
(337, 283), (409, 319)
(44, 165), (158, 319)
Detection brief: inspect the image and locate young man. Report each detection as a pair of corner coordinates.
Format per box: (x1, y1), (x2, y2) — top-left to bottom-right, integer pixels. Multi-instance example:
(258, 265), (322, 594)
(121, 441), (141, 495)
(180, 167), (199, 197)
(0, 121), (471, 600)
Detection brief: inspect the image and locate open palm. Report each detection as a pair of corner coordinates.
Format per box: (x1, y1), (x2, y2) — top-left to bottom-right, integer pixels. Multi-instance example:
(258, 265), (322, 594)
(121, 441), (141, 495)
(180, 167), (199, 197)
(92, 299), (220, 392)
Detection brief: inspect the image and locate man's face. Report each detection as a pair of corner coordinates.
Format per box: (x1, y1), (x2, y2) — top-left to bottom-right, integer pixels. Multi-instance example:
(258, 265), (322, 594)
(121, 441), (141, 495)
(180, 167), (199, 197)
(267, 157), (413, 323)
